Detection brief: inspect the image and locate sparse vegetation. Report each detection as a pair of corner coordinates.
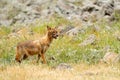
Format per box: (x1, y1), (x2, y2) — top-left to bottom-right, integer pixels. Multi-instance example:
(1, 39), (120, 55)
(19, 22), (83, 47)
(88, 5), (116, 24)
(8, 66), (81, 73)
(0, 14), (120, 80)
(0, 17), (120, 65)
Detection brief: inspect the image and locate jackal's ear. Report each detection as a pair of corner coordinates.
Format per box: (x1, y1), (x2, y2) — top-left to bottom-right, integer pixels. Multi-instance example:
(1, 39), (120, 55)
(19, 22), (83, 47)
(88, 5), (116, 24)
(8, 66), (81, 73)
(47, 26), (51, 30)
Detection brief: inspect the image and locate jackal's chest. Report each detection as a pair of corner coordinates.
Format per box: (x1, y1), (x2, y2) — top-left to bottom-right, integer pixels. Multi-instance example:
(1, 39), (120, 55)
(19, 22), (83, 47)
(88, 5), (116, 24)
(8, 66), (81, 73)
(41, 44), (50, 53)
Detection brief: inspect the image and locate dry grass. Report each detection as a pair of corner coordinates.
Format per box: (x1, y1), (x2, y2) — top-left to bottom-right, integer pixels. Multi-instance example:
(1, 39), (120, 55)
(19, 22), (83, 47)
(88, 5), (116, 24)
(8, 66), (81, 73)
(0, 63), (120, 80)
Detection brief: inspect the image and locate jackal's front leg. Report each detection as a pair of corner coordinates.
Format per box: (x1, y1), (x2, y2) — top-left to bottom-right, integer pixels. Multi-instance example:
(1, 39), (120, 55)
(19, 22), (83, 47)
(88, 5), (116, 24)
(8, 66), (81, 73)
(37, 54), (41, 63)
(41, 53), (46, 64)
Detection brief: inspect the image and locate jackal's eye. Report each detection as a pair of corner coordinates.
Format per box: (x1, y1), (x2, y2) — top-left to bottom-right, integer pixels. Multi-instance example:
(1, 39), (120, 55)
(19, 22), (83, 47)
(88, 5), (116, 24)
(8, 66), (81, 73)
(52, 32), (55, 35)
(52, 31), (57, 34)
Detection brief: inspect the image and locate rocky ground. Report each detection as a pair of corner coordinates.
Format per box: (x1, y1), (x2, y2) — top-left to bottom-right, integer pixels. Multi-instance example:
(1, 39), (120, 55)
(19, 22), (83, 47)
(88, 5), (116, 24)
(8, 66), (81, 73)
(0, 0), (120, 26)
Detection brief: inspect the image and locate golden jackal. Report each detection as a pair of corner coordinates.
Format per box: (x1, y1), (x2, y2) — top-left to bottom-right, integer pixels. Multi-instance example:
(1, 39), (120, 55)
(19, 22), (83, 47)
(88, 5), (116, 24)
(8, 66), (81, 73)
(15, 26), (59, 64)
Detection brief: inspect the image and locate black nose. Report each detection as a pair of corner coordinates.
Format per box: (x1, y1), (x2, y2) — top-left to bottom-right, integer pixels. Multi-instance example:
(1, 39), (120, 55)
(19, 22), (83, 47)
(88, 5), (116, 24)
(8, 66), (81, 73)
(56, 35), (58, 37)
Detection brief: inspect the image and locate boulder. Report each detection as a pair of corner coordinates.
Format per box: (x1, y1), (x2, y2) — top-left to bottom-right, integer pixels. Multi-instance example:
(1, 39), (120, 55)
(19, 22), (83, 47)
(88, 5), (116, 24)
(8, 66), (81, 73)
(94, 0), (114, 16)
(79, 34), (96, 46)
(101, 52), (120, 63)
(66, 27), (84, 37)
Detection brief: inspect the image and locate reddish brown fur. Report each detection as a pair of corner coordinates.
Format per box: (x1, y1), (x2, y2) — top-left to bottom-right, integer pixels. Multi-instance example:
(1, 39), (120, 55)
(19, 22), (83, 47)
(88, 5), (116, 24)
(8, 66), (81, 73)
(15, 26), (59, 64)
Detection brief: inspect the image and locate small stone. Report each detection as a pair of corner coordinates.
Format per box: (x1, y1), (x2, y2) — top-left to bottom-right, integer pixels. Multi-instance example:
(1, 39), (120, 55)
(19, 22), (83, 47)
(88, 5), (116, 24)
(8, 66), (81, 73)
(55, 63), (72, 70)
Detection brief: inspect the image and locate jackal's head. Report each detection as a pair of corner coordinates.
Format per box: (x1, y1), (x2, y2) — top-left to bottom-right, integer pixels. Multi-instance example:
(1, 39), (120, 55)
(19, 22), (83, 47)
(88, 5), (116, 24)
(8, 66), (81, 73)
(47, 26), (59, 39)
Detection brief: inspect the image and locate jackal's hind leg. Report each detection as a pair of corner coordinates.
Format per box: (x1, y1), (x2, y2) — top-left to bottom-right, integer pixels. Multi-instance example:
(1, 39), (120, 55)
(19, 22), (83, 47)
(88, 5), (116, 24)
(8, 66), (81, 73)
(37, 54), (41, 63)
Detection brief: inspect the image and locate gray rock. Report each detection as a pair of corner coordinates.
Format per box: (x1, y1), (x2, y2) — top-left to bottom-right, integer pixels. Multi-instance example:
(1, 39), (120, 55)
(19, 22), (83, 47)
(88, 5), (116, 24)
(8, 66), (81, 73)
(79, 34), (96, 46)
(94, 0), (114, 6)
(101, 52), (120, 64)
(81, 5), (101, 22)
(66, 27), (83, 37)
(56, 0), (73, 18)
(55, 63), (72, 70)
(103, 45), (111, 52)
(80, 0), (115, 23)
(82, 21), (93, 29)
(81, 4), (100, 14)
(114, 2), (120, 12)
(59, 25), (74, 36)
(81, 12), (90, 22)
(82, 0), (94, 6)
(0, 20), (13, 26)
(94, 0), (114, 16)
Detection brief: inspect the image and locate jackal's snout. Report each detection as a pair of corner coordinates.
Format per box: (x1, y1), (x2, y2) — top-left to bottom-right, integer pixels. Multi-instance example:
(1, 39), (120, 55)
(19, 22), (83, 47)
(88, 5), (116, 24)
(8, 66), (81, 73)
(52, 32), (59, 39)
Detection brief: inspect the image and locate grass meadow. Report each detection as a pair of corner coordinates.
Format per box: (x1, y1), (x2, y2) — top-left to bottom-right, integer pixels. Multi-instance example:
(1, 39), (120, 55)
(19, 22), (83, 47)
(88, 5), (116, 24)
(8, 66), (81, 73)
(0, 17), (120, 80)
